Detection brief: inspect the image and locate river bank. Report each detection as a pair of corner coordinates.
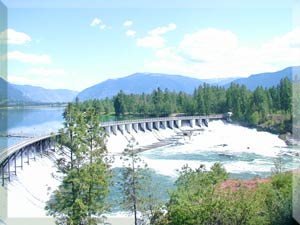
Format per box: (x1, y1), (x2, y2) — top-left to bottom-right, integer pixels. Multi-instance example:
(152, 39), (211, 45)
(230, 119), (298, 146)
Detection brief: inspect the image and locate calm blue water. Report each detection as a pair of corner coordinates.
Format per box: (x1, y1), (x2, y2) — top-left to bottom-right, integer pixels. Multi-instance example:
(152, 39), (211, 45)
(0, 107), (65, 150)
(0, 108), (147, 150)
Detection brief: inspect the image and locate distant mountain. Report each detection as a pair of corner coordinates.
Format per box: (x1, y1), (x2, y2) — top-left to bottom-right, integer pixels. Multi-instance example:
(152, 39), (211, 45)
(12, 84), (78, 103)
(77, 73), (205, 101)
(225, 66), (299, 90)
(202, 77), (240, 86)
(0, 78), (78, 105)
(3, 66), (298, 104)
(78, 67), (299, 101)
(0, 77), (31, 105)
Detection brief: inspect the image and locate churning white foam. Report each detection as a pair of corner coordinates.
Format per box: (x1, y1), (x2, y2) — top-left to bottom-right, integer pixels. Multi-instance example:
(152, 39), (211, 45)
(108, 120), (288, 177)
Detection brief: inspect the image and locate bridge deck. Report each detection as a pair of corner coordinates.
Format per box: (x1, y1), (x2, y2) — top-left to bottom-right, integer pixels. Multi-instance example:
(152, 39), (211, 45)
(0, 134), (56, 166)
(100, 114), (225, 126)
(0, 114), (227, 166)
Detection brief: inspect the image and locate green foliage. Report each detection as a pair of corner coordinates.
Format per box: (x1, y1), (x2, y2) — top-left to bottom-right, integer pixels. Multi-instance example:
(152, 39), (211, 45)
(279, 77), (292, 113)
(45, 104), (111, 225)
(250, 111), (260, 125)
(165, 163), (234, 225)
(119, 138), (162, 225)
(258, 172), (294, 225)
(154, 162), (294, 225)
(114, 90), (127, 116)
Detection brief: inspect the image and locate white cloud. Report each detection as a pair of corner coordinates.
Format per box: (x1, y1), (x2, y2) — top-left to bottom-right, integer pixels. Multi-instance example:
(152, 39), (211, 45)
(100, 24), (107, 30)
(142, 27), (300, 78)
(137, 35), (165, 48)
(260, 27), (300, 65)
(126, 30), (136, 37)
(90, 18), (109, 30)
(0, 29), (31, 45)
(26, 68), (65, 76)
(123, 20), (133, 27)
(136, 23), (176, 49)
(8, 51), (52, 64)
(148, 23), (176, 36)
(179, 28), (238, 61)
(90, 18), (101, 26)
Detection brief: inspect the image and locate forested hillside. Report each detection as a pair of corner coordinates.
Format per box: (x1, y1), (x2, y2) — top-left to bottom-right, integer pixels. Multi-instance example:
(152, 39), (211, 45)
(78, 77), (294, 134)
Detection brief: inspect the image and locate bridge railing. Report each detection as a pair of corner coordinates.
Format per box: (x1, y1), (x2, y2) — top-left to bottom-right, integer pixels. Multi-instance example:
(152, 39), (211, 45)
(0, 133), (58, 165)
(100, 114), (225, 127)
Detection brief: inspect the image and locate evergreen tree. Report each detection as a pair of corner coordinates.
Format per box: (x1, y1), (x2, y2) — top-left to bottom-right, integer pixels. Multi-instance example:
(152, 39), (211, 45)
(252, 86), (270, 120)
(114, 90), (126, 116)
(194, 86), (205, 115)
(279, 77), (292, 113)
(119, 138), (160, 225)
(46, 105), (111, 225)
(152, 88), (164, 116)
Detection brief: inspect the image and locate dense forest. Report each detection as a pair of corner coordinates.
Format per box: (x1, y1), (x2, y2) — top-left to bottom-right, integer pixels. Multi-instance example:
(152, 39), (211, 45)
(78, 77), (295, 135)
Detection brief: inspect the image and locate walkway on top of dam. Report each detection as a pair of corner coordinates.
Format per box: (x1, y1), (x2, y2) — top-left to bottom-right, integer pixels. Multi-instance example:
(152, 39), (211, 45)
(0, 133), (57, 166)
(99, 114), (226, 126)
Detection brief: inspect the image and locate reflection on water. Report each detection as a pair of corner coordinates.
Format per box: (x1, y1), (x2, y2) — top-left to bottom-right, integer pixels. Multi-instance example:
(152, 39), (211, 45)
(0, 107), (65, 149)
(0, 108), (146, 150)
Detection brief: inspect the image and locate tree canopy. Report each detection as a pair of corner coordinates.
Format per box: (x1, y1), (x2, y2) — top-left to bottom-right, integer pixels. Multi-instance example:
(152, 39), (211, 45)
(46, 104), (112, 225)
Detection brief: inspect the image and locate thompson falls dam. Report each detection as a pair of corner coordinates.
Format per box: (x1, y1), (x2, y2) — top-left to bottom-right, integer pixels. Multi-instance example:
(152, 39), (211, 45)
(0, 113), (231, 186)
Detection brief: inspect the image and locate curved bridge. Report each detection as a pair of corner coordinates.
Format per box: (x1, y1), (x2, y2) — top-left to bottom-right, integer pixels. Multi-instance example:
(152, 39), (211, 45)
(0, 134), (56, 186)
(0, 113), (230, 186)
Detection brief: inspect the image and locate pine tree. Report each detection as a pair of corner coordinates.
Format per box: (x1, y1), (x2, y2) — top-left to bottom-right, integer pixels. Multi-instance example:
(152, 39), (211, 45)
(46, 105), (111, 225)
(114, 90), (126, 116)
(279, 77), (292, 113)
(119, 138), (161, 225)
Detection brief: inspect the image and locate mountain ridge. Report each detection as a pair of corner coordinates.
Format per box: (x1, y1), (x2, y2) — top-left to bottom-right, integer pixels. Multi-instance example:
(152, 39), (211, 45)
(12, 84), (78, 103)
(0, 78), (78, 105)
(0, 77), (32, 104)
(1, 66), (299, 104)
(225, 66), (300, 90)
(77, 66), (299, 101)
(77, 72), (206, 101)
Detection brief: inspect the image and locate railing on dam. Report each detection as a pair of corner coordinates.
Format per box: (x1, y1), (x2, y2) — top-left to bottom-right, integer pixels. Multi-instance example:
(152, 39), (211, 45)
(0, 134), (57, 166)
(99, 114), (225, 127)
(0, 133), (57, 186)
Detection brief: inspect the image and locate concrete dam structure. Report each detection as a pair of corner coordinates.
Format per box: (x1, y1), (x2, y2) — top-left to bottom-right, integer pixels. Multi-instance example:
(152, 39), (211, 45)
(0, 114), (230, 186)
(101, 114), (227, 135)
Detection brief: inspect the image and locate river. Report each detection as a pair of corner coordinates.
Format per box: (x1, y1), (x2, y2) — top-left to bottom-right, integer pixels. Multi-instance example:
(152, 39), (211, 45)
(1, 106), (299, 218)
(0, 107), (65, 150)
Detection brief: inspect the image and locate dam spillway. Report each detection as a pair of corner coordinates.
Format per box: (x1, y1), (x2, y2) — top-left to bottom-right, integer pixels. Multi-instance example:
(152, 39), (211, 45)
(0, 114), (229, 186)
(100, 114), (226, 135)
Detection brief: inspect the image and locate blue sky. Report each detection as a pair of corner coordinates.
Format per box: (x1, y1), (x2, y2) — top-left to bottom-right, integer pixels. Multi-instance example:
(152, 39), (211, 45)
(1, 1), (300, 91)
